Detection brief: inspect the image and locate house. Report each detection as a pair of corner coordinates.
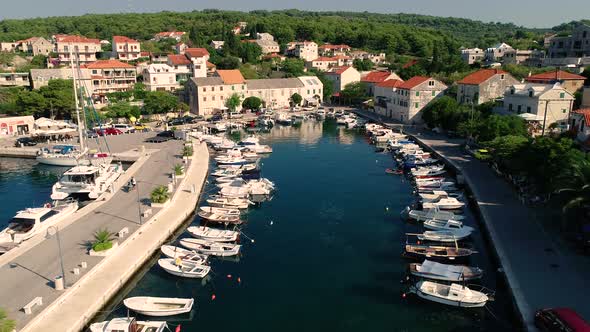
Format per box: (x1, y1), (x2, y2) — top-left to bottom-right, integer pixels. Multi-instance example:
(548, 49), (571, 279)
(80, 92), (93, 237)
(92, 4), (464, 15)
(255, 39), (280, 55)
(389, 76), (448, 124)
(0, 115), (35, 136)
(153, 31), (186, 42)
(256, 33), (275, 41)
(325, 66), (361, 94)
(150, 53), (169, 63)
(502, 83), (574, 131)
(86, 60), (137, 104)
(582, 87), (590, 108)
(175, 43), (187, 55)
(285, 41), (318, 62)
(569, 109), (590, 144)
(184, 48), (210, 78)
(262, 53), (286, 62)
(485, 43), (514, 62)
(461, 48), (484, 65)
(112, 36), (141, 61)
(318, 44), (351, 56)
(350, 51), (387, 64)
(548, 23), (590, 58)
(19, 37), (53, 56)
(167, 54), (192, 84)
(457, 69), (519, 104)
(55, 35), (101, 64)
(305, 57), (339, 71)
(502, 49), (535, 65)
(187, 70), (322, 115)
(373, 79), (404, 118)
(143, 64), (178, 92)
(0, 42), (18, 52)
(210, 41), (225, 50)
(361, 71), (401, 95)
(0, 72), (30, 87)
(525, 70), (586, 93)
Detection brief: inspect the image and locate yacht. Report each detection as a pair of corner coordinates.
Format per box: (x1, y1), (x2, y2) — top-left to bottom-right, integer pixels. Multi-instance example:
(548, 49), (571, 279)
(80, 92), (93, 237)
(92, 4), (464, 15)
(89, 317), (167, 332)
(50, 158), (123, 200)
(36, 145), (88, 167)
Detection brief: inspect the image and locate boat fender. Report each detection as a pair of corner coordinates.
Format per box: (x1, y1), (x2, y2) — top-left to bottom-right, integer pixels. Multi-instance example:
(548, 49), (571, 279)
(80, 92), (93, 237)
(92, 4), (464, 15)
(237, 277), (241, 284)
(45, 203), (52, 208)
(211, 294), (216, 301)
(227, 274), (232, 278)
(402, 293), (407, 299)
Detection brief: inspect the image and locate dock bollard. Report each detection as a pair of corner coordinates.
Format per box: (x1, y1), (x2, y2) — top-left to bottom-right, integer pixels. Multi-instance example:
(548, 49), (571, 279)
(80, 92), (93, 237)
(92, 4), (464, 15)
(73, 268), (80, 275)
(54, 276), (64, 290)
(81, 261), (88, 269)
(191, 184), (196, 194)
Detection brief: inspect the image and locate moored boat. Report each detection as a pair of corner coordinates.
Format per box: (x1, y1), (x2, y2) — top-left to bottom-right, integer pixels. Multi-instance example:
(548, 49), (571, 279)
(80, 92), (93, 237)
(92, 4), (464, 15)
(89, 317), (168, 332)
(404, 243), (476, 262)
(423, 219), (474, 234)
(408, 281), (491, 307)
(179, 238), (241, 256)
(409, 260), (483, 282)
(186, 226), (239, 242)
(160, 245), (209, 264)
(123, 296), (194, 317)
(158, 258), (211, 278)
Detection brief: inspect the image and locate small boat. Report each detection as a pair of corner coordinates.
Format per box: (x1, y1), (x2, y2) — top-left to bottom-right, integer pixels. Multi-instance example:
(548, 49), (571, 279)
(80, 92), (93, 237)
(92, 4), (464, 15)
(403, 207), (465, 222)
(385, 168), (403, 175)
(414, 230), (472, 242)
(89, 317), (167, 332)
(36, 145), (87, 167)
(404, 243), (476, 261)
(179, 238), (241, 256)
(197, 211), (243, 225)
(423, 219), (474, 234)
(206, 196), (253, 209)
(215, 156), (251, 166)
(160, 245), (209, 264)
(408, 281), (491, 307)
(199, 206), (241, 217)
(416, 180), (456, 189)
(186, 226), (239, 242)
(158, 258), (211, 278)
(422, 197), (465, 210)
(409, 260), (483, 282)
(419, 190), (462, 203)
(123, 296), (194, 317)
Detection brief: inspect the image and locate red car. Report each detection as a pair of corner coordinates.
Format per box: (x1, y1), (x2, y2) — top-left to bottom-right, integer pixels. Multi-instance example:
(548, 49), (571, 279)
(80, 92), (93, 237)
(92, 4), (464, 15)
(535, 308), (590, 332)
(96, 128), (123, 136)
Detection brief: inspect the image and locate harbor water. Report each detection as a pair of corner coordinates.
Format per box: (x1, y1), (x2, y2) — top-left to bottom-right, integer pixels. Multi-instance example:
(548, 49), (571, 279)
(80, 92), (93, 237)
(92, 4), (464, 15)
(0, 120), (518, 331)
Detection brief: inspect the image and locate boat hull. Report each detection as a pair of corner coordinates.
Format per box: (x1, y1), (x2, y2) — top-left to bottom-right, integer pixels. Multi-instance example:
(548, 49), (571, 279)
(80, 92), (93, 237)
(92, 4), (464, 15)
(412, 289), (487, 308)
(36, 156), (80, 167)
(123, 297), (194, 317)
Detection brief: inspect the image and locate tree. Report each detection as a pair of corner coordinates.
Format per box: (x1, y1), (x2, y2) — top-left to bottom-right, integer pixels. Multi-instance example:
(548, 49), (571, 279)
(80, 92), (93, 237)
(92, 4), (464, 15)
(133, 83), (147, 100)
(290, 93), (302, 106)
(216, 56), (240, 69)
(282, 58), (305, 77)
(239, 42), (262, 64)
(225, 93), (241, 112)
(0, 308), (15, 332)
(223, 29), (241, 56)
(242, 96), (262, 110)
(143, 91), (178, 115)
(239, 64), (259, 79)
(478, 114), (528, 142)
(314, 71), (333, 101)
(340, 82), (368, 104)
(353, 58), (373, 71)
(150, 185), (170, 204)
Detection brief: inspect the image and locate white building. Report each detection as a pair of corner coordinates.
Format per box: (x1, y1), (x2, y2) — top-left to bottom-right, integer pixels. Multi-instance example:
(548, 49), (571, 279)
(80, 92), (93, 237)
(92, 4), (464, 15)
(285, 41), (318, 62)
(485, 42), (514, 62)
(112, 36), (141, 61)
(570, 109), (590, 145)
(0, 115), (35, 136)
(325, 66), (361, 94)
(461, 48), (484, 65)
(143, 64), (178, 91)
(55, 35), (101, 64)
(210, 41), (225, 50)
(388, 76), (447, 124)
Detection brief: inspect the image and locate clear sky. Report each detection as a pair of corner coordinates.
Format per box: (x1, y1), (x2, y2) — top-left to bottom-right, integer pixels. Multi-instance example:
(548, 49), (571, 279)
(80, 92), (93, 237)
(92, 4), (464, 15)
(0, 0), (588, 28)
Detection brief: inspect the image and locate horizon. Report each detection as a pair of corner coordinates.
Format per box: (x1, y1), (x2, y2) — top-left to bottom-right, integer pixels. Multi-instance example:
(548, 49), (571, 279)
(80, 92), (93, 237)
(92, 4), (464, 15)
(0, 1), (588, 28)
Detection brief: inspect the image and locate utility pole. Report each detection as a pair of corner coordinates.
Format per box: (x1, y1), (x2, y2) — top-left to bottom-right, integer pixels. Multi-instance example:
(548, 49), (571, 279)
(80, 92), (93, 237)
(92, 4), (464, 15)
(541, 100), (549, 137)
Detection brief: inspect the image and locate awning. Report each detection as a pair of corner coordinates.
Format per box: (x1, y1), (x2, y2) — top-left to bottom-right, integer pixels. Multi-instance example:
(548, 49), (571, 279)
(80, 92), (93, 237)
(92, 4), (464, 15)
(518, 113), (543, 121)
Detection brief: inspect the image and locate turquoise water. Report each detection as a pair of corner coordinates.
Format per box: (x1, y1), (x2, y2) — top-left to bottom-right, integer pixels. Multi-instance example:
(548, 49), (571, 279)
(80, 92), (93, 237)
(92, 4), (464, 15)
(0, 121), (517, 331)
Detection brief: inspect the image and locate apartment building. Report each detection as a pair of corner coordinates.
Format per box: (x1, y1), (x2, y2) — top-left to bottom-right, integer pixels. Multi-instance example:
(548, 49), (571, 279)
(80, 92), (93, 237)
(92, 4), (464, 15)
(86, 60), (137, 103)
(325, 66), (361, 94)
(55, 35), (101, 64)
(461, 48), (484, 65)
(285, 41), (318, 62)
(112, 36), (141, 61)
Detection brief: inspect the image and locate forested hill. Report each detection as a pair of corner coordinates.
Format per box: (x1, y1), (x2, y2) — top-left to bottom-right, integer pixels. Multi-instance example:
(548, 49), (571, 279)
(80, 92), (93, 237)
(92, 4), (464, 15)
(0, 10), (542, 56)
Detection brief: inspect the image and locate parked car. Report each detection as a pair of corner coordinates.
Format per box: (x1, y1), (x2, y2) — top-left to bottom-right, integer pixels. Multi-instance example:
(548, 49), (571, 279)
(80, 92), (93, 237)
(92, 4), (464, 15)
(14, 137), (37, 147)
(96, 128), (123, 136)
(535, 308), (590, 332)
(228, 112), (243, 119)
(208, 114), (223, 122)
(145, 136), (171, 143)
(156, 130), (175, 138)
(133, 124), (150, 132)
(112, 124), (135, 133)
(86, 130), (99, 138)
(168, 118), (186, 126)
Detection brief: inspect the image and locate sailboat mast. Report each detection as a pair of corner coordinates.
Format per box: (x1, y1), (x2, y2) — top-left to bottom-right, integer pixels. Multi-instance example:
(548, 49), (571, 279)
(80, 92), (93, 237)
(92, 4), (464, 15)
(69, 48), (85, 151)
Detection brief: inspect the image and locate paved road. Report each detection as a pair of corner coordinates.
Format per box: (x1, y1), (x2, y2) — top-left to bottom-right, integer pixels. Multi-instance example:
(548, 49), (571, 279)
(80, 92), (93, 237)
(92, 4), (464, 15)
(355, 109), (590, 329)
(0, 133), (184, 329)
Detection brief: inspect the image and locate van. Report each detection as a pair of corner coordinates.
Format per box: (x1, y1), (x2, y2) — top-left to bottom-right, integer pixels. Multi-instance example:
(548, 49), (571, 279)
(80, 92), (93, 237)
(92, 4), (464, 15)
(535, 308), (590, 332)
(112, 124), (135, 133)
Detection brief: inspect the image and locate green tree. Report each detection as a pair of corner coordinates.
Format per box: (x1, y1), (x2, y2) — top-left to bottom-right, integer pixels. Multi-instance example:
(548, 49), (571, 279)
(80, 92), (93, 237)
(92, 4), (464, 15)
(239, 42), (262, 64)
(239, 64), (259, 79)
(225, 93), (241, 112)
(242, 96), (262, 110)
(478, 114), (528, 142)
(282, 58), (305, 77)
(340, 82), (368, 104)
(353, 58), (373, 71)
(150, 185), (170, 204)
(290, 93), (302, 106)
(0, 307), (16, 332)
(217, 56), (240, 69)
(133, 83), (147, 100)
(314, 71), (333, 101)
(143, 91), (178, 115)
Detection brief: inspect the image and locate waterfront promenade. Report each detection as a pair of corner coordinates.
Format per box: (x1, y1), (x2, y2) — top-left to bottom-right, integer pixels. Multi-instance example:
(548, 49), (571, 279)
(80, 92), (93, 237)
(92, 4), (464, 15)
(355, 109), (590, 330)
(0, 133), (207, 330)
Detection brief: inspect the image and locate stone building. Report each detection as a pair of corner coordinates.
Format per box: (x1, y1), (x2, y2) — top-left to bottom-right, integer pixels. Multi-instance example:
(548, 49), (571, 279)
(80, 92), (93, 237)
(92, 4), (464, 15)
(525, 70), (586, 94)
(457, 69), (519, 104)
(388, 76), (447, 124)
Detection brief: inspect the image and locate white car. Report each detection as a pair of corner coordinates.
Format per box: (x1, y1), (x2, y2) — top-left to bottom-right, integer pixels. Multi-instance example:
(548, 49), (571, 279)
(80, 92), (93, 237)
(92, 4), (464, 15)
(112, 124), (135, 133)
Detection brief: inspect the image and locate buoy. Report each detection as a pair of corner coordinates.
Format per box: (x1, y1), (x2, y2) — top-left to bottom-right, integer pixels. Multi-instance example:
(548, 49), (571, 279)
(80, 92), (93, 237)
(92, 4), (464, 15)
(227, 274), (232, 278)
(211, 294), (216, 301)
(402, 293), (407, 299)
(270, 221), (274, 225)
(237, 277), (241, 283)
(385, 206), (389, 211)
(251, 239), (255, 243)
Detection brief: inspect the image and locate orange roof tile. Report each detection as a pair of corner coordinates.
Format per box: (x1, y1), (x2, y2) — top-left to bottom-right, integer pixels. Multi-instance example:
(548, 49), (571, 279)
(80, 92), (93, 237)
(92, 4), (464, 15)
(526, 70), (586, 82)
(319, 44), (351, 50)
(57, 35), (100, 44)
(398, 76), (431, 90)
(458, 69), (507, 85)
(402, 59), (419, 69)
(362, 71), (394, 83)
(113, 35), (139, 44)
(216, 70), (245, 84)
(312, 56), (339, 62)
(326, 66), (351, 75)
(376, 79), (404, 88)
(168, 54), (191, 66)
(86, 59), (134, 69)
(185, 48), (209, 58)
(573, 108), (590, 124)
(206, 61), (216, 68)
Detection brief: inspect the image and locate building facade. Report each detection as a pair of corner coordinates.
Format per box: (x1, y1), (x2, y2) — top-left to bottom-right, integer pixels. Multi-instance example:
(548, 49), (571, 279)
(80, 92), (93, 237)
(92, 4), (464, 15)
(86, 60), (137, 103)
(184, 48), (210, 78)
(548, 24), (590, 58)
(389, 76), (447, 124)
(153, 31), (186, 42)
(503, 49), (534, 65)
(325, 66), (361, 93)
(19, 37), (53, 56)
(361, 71), (401, 96)
(0, 72), (30, 87)
(112, 36), (141, 61)
(143, 64), (178, 91)
(0, 115), (35, 136)
(583, 87), (590, 108)
(457, 69), (519, 104)
(285, 41), (318, 62)
(373, 79), (404, 117)
(485, 43), (514, 62)
(570, 109), (590, 144)
(55, 35), (101, 64)
(461, 48), (484, 65)
(318, 44), (351, 56)
(525, 70), (586, 93)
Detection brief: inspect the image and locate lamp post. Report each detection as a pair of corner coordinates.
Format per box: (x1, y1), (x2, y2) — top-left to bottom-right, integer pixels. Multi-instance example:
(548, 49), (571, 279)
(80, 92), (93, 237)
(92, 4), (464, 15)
(46, 226), (66, 289)
(136, 180), (143, 225)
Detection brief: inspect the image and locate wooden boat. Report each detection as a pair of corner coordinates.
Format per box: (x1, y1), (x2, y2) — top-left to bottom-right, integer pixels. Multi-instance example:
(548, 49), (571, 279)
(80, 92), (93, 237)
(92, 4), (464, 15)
(90, 317), (167, 332)
(409, 281), (490, 307)
(419, 190), (462, 203)
(409, 260), (483, 282)
(186, 226), (239, 242)
(423, 219), (474, 234)
(206, 196), (252, 209)
(422, 197), (465, 210)
(197, 211), (243, 225)
(158, 258), (211, 278)
(413, 230), (472, 242)
(404, 207), (465, 222)
(160, 245), (208, 264)
(199, 206), (241, 216)
(179, 238), (241, 256)
(123, 296), (194, 316)
(404, 243), (476, 262)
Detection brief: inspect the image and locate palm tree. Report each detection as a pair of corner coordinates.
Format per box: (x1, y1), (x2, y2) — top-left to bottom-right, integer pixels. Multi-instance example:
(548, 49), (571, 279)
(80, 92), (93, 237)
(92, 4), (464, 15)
(92, 228), (114, 252)
(150, 186), (170, 204)
(174, 164), (184, 176)
(0, 308), (15, 332)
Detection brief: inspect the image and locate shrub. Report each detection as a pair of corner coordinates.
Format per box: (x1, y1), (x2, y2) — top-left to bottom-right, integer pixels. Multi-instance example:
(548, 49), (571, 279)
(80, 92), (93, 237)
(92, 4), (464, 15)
(151, 185), (169, 204)
(183, 145), (194, 157)
(92, 229), (114, 252)
(174, 164), (184, 176)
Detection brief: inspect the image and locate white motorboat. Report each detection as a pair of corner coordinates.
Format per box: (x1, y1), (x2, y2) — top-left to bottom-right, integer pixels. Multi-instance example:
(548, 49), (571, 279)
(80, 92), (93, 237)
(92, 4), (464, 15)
(208, 122), (227, 132)
(89, 317), (167, 332)
(416, 180), (456, 189)
(197, 211), (242, 225)
(409, 281), (490, 308)
(419, 190), (462, 203)
(187, 226), (239, 242)
(336, 117), (348, 125)
(422, 197), (465, 210)
(215, 156), (251, 166)
(179, 238), (241, 256)
(212, 168), (243, 178)
(212, 139), (236, 151)
(275, 112), (293, 125)
(238, 137), (272, 154)
(315, 109), (326, 118)
(409, 260), (483, 282)
(123, 296), (194, 317)
(404, 207), (465, 222)
(158, 258), (211, 278)
(423, 219), (474, 234)
(415, 229), (472, 242)
(0, 199), (78, 246)
(50, 158), (123, 200)
(36, 145), (87, 167)
(160, 245), (208, 264)
(258, 115), (275, 127)
(206, 196), (253, 209)
(218, 178), (275, 196)
(199, 206), (241, 216)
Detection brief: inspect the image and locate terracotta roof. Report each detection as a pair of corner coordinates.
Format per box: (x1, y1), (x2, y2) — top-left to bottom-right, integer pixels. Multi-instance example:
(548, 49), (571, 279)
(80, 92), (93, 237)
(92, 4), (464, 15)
(57, 35), (100, 44)
(319, 44), (351, 50)
(140, 51), (151, 57)
(402, 59), (419, 69)
(376, 79), (404, 88)
(168, 54), (191, 66)
(458, 69), (507, 85)
(185, 48), (209, 58)
(206, 61), (216, 68)
(113, 35), (138, 44)
(526, 70), (586, 82)
(155, 31), (185, 38)
(573, 108), (590, 124)
(263, 53), (283, 59)
(326, 66), (351, 75)
(362, 71), (394, 83)
(86, 60), (134, 69)
(19, 37), (40, 43)
(216, 70), (245, 84)
(333, 55), (351, 60)
(312, 56), (339, 62)
(398, 76), (431, 90)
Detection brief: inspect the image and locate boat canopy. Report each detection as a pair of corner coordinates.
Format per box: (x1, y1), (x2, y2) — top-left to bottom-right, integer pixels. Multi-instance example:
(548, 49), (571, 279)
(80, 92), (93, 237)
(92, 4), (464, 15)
(419, 260), (467, 281)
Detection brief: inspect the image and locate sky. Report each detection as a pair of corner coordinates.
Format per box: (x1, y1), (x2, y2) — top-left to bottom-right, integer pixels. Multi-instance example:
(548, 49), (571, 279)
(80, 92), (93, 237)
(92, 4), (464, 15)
(0, 0), (588, 28)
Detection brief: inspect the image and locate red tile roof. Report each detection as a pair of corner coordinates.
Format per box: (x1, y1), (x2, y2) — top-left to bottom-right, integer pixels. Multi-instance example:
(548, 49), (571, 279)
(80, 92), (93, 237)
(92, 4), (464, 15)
(206, 61), (216, 68)
(113, 35), (139, 44)
(457, 69), (507, 85)
(376, 79), (404, 88)
(319, 44), (351, 50)
(402, 59), (419, 69)
(362, 71), (394, 83)
(184, 48), (209, 58)
(312, 56), (339, 62)
(573, 108), (590, 124)
(155, 31), (185, 38)
(398, 76), (431, 90)
(326, 66), (351, 75)
(216, 70), (245, 84)
(526, 70), (586, 82)
(57, 35), (100, 44)
(86, 59), (134, 69)
(168, 54), (191, 66)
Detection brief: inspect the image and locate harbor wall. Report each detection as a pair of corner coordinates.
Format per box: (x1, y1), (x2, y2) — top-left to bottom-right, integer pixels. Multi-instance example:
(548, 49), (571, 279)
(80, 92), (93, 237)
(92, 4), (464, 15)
(19, 141), (209, 332)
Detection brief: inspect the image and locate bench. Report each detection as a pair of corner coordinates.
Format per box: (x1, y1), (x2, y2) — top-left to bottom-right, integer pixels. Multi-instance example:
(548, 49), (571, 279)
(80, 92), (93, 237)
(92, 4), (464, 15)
(23, 297), (43, 315)
(142, 208), (153, 218)
(118, 227), (129, 238)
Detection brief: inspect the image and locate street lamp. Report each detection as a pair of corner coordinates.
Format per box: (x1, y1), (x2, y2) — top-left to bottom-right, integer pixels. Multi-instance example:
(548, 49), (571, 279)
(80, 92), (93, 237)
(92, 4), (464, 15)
(136, 180), (143, 225)
(46, 226), (66, 289)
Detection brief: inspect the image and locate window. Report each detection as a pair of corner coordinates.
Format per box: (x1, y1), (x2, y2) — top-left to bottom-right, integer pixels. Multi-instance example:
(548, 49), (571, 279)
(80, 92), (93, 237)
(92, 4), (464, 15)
(501, 74), (505, 80)
(517, 105), (522, 113)
(428, 81), (435, 86)
(511, 88), (515, 95)
(92, 70), (97, 74)
(221, 96), (224, 100)
(232, 86), (235, 90)
(307, 90), (310, 94)
(212, 87), (215, 92)
(560, 92), (565, 99)
(415, 102), (419, 108)
(212, 96), (215, 101)
(415, 91), (420, 97)
(432, 91), (436, 97)
(509, 104), (513, 111)
(529, 91), (534, 97)
(220, 86), (223, 91)
(203, 97), (207, 101)
(202, 87), (206, 92)
(527, 106), (531, 113)
(562, 109), (567, 113)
